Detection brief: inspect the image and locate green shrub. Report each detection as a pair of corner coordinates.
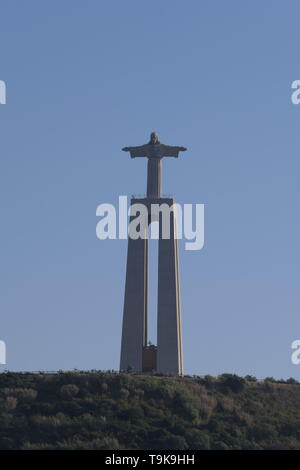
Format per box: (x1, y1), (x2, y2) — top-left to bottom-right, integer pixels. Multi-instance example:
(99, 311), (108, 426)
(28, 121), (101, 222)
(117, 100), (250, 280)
(60, 384), (80, 399)
(218, 374), (246, 393)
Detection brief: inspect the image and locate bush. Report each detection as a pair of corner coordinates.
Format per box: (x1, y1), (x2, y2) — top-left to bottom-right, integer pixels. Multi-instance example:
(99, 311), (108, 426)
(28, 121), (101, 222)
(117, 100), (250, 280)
(245, 375), (257, 382)
(250, 423), (277, 441)
(212, 441), (230, 450)
(5, 396), (18, 410)
(2, 388), (37, 402)
(264, 377), (276, 383)
(286, 377), (298, 384)
(60, 384), (80, 399)
(185, 429), (210, 449)
(0, 437), (14, 450)
(218, 374), (246, 393)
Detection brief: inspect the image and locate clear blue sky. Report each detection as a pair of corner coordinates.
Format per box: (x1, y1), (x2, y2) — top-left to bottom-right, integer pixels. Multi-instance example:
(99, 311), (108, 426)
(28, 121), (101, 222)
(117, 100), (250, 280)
(1, 0), (299, 378)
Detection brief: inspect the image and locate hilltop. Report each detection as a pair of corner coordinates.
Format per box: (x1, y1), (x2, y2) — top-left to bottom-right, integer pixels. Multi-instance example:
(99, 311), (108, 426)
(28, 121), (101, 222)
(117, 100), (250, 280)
(0, 371), (300, 450)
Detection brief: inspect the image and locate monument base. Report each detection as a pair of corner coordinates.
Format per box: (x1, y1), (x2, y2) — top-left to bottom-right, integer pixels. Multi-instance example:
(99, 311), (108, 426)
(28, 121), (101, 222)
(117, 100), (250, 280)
(120, 197), (183, 376)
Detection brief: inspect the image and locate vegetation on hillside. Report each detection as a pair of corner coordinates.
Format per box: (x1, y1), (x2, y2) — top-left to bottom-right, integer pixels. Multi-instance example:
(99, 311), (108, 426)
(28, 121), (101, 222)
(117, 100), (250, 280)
(0, 371), (300, 450)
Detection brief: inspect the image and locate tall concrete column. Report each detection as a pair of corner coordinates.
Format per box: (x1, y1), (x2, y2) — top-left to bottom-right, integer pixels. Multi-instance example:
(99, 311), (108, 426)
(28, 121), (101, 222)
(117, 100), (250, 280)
(120, 209), (148, 373)
(147, 157), (162, 198)
(157, 204), (183, 375)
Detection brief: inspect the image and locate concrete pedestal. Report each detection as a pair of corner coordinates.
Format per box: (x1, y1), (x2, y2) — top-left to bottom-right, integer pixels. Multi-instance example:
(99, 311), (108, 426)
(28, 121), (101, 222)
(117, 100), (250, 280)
(120, 198), (183, 375)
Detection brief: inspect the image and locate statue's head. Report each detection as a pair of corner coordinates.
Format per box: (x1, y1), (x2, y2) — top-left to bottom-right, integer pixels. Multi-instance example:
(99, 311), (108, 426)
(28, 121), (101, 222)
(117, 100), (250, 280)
(149, 132), (159, 145)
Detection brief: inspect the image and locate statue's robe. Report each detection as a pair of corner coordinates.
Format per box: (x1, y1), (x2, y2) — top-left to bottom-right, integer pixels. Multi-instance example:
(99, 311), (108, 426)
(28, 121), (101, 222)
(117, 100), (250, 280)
(122, 143), (186, 198)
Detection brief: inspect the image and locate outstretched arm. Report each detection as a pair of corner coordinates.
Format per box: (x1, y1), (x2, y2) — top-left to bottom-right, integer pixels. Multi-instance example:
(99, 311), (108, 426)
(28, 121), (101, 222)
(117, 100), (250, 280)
(159, 144), (187, 158)
(122, 145), (149, 158)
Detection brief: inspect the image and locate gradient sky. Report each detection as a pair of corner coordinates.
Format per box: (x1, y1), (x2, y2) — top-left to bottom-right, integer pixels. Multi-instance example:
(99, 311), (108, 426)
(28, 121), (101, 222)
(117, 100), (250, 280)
(1, 0), (300, 379)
